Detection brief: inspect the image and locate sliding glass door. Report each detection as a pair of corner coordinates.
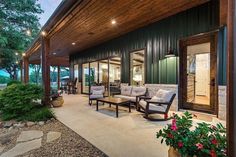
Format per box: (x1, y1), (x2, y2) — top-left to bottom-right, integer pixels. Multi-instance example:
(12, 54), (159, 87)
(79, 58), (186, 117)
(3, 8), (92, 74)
(99, 59), (109, 96)
(82, 63), (89, 94)
(81, 56), (122, 96)
(109, 57), (121, 95)
(89, 62), (98, 86)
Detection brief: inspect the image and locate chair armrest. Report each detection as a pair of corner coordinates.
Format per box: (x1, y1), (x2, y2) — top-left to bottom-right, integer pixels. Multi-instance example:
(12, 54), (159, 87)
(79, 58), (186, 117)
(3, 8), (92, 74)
(112, 92), (121, 96)
(146, 100), (170, 105)
(139, 96), (152, 101)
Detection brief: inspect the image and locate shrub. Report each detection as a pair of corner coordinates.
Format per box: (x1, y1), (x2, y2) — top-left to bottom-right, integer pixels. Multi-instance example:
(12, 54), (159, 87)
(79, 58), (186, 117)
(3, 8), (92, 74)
(7, 80), (22, 86)
(156, 112), (227, 157)
(0, 83), (54, 121)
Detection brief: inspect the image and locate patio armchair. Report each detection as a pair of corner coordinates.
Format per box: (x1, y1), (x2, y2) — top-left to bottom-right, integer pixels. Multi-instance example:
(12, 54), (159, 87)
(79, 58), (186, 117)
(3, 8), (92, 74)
(89, 86), (105, 105)
(138, 89), (176, 121)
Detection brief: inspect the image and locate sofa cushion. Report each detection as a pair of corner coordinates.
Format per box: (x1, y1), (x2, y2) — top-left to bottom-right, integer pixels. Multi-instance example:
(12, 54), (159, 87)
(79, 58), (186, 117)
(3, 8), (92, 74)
(131, 87), (146, 97)
(139, 100), (167, 112)
(121, 86), (132, 96)
(156, 89), (174, 102)
(114, 95), (136, 102)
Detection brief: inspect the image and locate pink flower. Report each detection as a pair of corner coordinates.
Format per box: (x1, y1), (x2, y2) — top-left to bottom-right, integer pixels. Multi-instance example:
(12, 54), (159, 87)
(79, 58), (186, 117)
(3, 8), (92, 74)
(211, 138), (218, 145)
(171, 118), (178, 131)
(210, 150), (217, 157)
(195, 143), (203, 150)
(171, 125), (177, 131)
(167, 133), (174, 139)
(178, 141), (183, 148)
(211, 125), (217, 130)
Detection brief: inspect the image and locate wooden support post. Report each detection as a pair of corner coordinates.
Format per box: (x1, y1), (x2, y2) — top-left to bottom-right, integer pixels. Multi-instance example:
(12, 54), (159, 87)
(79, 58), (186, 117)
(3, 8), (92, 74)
(227, 0), (236, 156)
(57, 66), (60, 90)
(23, 57), (29, 84)
(20, 60), (23, 82)
(41, 37), (51, 105)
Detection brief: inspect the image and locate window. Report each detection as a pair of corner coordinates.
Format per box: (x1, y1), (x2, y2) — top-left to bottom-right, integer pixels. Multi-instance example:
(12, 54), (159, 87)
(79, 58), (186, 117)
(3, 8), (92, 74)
(130, 50), (145, 86)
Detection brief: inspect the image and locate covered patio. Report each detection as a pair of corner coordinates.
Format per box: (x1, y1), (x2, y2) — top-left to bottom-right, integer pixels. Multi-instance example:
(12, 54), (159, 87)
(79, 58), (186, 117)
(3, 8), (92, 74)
(22, 0), (235, 156)
(54, 94), (225, 157)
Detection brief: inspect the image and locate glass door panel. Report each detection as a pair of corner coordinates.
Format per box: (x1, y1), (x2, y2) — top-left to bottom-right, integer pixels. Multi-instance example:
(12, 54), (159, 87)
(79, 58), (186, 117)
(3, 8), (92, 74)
(74, 64), (79, 80)
(99, 60), (109, 96)
(186, 43), (210, 106)
(89, 62), (98, 86)
(82, 63), (89, 94)
(109, 57), (121, 96)
(130, 50), (145, 86)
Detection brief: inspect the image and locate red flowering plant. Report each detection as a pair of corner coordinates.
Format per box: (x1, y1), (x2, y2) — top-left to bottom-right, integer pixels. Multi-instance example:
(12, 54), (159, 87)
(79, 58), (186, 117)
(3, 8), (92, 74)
(156, 112), (227, 157)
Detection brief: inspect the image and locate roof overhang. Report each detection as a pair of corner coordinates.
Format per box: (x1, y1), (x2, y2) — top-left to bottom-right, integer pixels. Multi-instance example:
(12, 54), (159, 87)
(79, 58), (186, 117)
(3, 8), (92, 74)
(25, 0), (210, 66)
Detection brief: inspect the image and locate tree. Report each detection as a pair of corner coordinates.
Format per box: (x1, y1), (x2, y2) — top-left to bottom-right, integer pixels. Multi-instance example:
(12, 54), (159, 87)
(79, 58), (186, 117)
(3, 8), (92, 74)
(0, 0), (43, 79)
(30, 64), (41, 84)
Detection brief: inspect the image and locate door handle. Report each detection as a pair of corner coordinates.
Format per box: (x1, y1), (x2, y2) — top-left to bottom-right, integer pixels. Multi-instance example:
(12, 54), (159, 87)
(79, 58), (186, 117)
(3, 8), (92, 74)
(210, 79), (215, 86)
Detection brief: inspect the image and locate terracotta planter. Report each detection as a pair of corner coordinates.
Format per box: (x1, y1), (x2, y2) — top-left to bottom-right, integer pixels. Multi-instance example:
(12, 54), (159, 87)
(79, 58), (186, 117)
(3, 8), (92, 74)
(168, 147), (181, 157)
(51, 96), (64, 107)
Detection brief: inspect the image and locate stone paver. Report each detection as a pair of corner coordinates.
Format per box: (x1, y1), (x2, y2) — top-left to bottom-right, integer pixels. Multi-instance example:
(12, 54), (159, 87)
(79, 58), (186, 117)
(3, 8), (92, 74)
(17, 130), (43, 142)
(46, 131), (61, 143)
(1, 138), (42, 157)
(0, 146), (5, 153)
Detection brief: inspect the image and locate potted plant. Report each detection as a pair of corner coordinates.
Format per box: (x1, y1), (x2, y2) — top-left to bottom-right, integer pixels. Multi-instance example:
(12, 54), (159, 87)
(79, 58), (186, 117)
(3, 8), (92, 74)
(156, 112), (227, 157)
(50, 89), (64, 107)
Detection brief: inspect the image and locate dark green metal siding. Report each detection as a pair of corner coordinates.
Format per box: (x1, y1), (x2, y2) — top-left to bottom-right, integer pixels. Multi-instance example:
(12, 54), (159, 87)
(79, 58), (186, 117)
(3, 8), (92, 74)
(218, 27), (227, 85)
(70, 1), (225, 84)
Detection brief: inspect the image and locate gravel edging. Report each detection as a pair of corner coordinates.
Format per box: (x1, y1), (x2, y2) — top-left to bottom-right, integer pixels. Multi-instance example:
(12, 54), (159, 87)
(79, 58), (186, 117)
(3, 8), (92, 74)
(0, 120), (108, 157)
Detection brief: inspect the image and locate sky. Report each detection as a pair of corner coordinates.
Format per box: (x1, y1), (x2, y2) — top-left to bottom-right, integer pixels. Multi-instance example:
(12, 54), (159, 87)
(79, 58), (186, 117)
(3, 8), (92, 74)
(38, 0), (63, 26)
(0, 0), (62, 77)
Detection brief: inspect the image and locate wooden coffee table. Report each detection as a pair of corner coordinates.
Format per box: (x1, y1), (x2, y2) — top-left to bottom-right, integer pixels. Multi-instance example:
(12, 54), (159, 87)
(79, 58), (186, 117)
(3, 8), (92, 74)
(96, 97), (131, 118)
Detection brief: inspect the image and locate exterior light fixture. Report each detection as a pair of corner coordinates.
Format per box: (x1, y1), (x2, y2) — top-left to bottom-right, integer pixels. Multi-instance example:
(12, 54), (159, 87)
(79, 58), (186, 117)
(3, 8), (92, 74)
(41, 31), (46, 36)
(26, 30), (31, 36)
(111, 19), (116, 25)
(72, 42), (76, 45)
(165, 50), (175, 58)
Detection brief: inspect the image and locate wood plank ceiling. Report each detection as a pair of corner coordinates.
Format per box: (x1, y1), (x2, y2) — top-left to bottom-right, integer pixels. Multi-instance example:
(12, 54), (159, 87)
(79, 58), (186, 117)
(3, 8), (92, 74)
(28, 0), (209, 66)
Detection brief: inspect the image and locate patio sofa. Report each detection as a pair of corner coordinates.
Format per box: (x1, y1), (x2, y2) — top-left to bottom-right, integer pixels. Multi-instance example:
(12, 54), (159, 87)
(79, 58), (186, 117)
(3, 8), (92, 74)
(114, 86), (147, 109)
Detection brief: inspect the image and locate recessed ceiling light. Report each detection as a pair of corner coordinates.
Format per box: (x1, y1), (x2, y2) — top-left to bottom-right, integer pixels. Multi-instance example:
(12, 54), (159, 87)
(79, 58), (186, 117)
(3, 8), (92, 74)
(111, 20), (116, 25)
(72, 42), (76, 45)
(53, 52), (56, 55)
(41, 31), (46, 36)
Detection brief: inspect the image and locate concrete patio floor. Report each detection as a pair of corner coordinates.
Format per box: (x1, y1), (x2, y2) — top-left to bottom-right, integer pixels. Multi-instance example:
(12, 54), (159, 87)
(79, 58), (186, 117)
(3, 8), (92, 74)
(53, 94), (225, 157)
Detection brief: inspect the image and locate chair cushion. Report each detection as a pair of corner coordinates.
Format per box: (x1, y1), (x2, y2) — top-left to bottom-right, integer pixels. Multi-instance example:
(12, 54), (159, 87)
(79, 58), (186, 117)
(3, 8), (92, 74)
(131, 87), (146, 97)
(121, 86), (132, 96)
(89, 94), (103, 99)
(114, 95), (136, 102)
(156, 89), (173, 102)
(150, 96), (164, 102)
(139, 100), (167, 112)
(91, 86), (105, 94)
(92, 90), (103, 95)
